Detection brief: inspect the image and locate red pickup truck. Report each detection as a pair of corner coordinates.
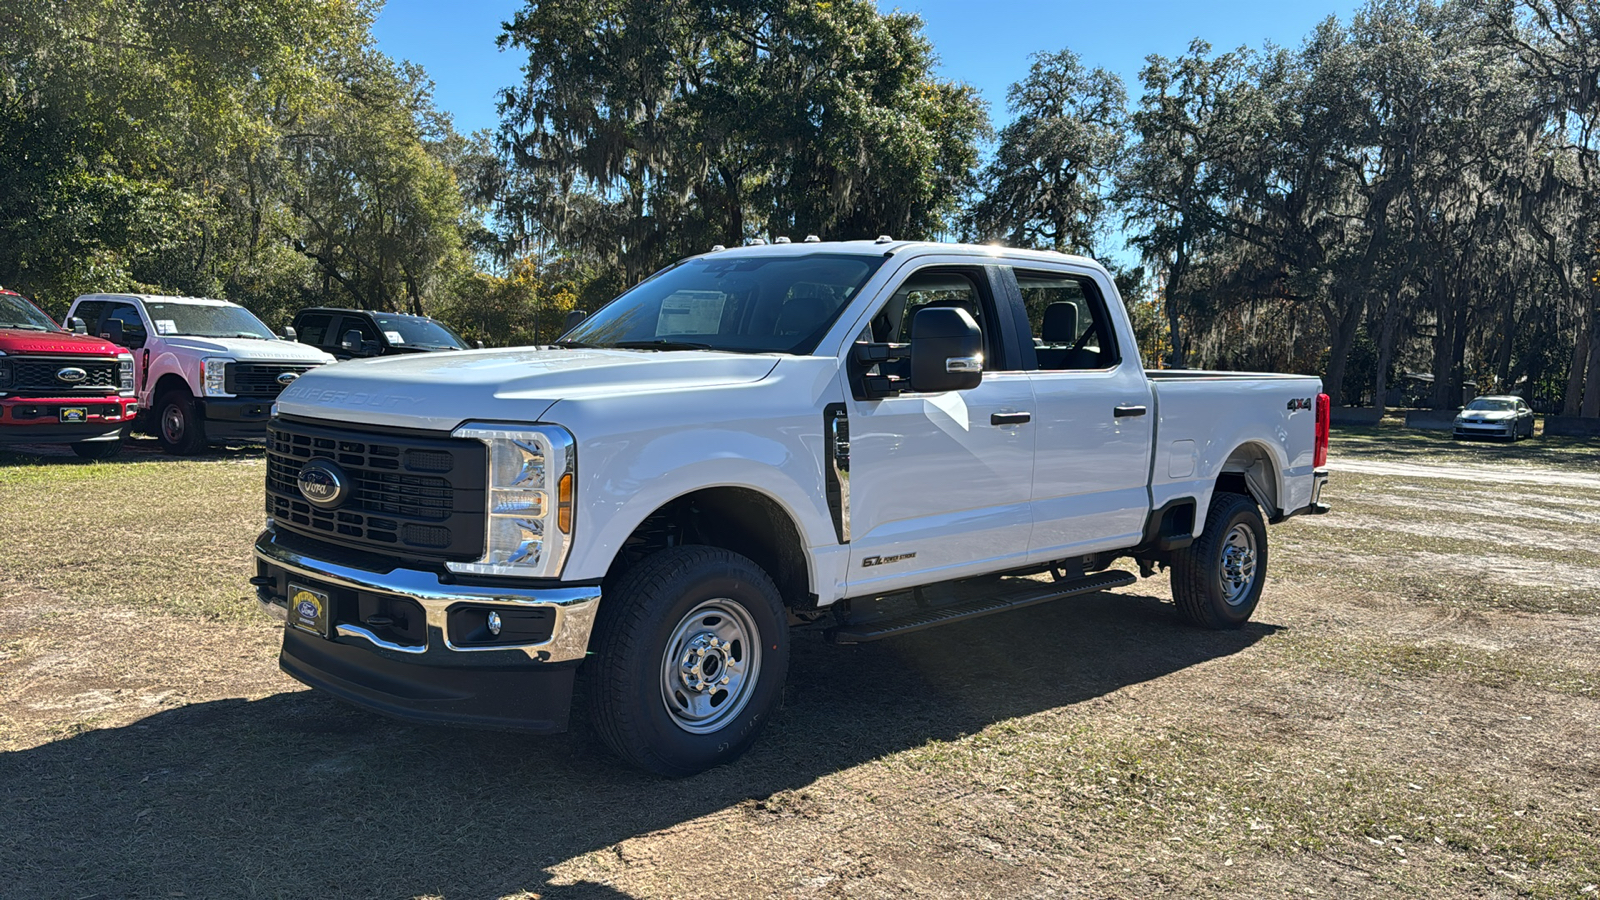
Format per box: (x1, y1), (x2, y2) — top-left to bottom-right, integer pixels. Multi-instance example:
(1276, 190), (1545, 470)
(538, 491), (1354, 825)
(0, 289), (138, 459)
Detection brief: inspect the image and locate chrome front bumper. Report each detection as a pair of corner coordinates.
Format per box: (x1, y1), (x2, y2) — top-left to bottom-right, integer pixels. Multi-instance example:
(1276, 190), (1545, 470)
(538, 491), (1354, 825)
(253, 529), (600, 664)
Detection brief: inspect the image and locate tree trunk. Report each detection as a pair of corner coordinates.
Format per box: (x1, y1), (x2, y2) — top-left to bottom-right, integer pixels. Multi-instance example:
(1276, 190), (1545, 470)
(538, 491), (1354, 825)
(1322, 294), (1363, 406)
(1166, 246), (1189, 369)
(1562, 311), (1589, 416)
(1582, 303), (1600, 418)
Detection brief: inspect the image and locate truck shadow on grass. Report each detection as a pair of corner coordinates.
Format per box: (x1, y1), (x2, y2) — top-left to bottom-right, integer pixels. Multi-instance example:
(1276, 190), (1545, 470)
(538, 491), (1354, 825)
(0, 589), (1279, 899)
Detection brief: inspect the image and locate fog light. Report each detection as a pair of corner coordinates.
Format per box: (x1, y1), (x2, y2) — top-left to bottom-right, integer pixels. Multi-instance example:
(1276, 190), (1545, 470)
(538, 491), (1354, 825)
(487, 610), (502, 636)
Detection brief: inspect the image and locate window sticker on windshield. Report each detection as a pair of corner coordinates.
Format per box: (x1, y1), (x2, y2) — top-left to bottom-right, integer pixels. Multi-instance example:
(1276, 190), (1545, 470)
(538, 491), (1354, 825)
(154, 320), (177, 335)
(384, 331), (404, 344)
(657, 291), (726, 335)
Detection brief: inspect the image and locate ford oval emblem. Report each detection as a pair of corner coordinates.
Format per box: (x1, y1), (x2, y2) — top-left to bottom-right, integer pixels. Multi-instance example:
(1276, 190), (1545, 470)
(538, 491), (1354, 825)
(297, 459), (347, 509)
(296, 599), (319, 620)
(276, 371), (299, 385)
(56, 367), (88, 384)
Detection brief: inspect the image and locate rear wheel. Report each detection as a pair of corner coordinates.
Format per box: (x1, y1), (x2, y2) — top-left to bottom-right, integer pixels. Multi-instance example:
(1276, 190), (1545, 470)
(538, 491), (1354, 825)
(155, 389), (206, 455)
(70, 439), (122, 460)
(590, 546), (789, 777)
(1170, 491), (1267, 629)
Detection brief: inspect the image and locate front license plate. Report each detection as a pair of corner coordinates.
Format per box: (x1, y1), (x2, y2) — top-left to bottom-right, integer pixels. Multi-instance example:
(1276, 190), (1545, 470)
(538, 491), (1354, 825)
(287, 583), (332, 637)
(59, 407), (88, 423)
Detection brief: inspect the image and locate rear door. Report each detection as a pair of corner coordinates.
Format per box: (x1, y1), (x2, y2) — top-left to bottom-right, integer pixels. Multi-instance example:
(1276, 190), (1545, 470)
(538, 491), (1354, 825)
(842, 262), (1035, 595)
(999, 264), (1154, 561)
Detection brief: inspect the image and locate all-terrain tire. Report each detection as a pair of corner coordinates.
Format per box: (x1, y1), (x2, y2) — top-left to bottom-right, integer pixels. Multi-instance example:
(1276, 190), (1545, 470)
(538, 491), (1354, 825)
(589, 546), (789, 777)
(70, 440), (123, 460)
(1170, 491), (1268, 629)
(155, 389), (206, 456)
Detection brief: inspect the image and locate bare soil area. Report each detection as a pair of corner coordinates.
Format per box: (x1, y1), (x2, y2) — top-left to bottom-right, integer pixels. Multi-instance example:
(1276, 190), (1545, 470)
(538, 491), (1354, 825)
(1, 429), (1597, 899)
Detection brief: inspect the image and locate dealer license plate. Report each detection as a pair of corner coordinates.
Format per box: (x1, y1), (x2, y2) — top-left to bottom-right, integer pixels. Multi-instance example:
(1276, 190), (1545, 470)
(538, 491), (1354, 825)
(287, 583), (331, 637)
(59, 407), (88, 423)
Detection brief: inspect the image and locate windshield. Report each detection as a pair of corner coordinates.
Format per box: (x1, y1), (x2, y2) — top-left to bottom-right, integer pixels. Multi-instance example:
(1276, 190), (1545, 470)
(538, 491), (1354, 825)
(1465, 398), (1516, 412)
(0, 293), (59, 331)
(561, 253), (885, 354)
(146, 302), (274, 339)
(372, 314), (468, 350)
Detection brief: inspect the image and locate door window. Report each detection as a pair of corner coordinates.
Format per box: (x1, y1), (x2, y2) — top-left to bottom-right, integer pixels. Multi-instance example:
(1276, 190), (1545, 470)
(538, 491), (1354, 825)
(338, 316), (379, 344)
(1014, 271), (1119, 370)
(72, 300), (108, 331)
(296, 313), (334, 347)
(103, 303), (148, 345)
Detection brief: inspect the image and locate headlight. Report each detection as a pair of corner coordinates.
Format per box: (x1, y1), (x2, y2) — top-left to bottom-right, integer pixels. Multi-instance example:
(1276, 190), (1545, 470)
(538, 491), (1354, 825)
(201, 357), (232, 396)
(446, 423), (576, 578)
(117, 353), (134, 392)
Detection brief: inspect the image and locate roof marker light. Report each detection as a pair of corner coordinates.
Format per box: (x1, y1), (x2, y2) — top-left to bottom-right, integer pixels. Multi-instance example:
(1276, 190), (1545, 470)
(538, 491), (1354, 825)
(875, 235), (893, 243)
(803, 235), (820, 243)
(774, 236), (791, 244)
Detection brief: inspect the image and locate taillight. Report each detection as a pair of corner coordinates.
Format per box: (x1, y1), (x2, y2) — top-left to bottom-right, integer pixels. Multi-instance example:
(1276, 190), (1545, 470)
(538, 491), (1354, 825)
(1314, 392), (1331, 468)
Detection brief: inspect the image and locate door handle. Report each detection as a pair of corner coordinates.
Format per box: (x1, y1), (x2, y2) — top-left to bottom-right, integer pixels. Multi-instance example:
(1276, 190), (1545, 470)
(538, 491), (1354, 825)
(1113, 405), (1148, 418)
(991, 411), (1032, 426)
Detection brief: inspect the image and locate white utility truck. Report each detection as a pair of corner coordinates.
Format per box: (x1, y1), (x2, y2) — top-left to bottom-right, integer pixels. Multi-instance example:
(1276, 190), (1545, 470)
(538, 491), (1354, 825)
(67, 293), (334, 454)
(251, 241), (1330, 775)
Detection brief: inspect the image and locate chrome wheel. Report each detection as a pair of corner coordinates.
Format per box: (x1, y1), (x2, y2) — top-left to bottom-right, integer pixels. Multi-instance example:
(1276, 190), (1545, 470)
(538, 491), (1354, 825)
(659, 598), (762, 734)
(1218, 523), (1258, 606)
(161, 403), (186, 443)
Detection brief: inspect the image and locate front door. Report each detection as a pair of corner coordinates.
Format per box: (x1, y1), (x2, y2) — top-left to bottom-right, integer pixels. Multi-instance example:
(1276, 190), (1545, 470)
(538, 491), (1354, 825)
(843, 264), (1035, 596)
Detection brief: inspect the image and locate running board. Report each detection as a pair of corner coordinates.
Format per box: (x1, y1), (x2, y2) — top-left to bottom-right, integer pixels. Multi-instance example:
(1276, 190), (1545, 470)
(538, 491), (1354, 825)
(824, 570), (1138, 644)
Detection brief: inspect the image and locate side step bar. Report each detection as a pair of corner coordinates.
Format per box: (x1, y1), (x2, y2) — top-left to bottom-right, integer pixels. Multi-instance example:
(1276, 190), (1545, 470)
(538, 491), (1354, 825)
(825, 569), (1138, 644)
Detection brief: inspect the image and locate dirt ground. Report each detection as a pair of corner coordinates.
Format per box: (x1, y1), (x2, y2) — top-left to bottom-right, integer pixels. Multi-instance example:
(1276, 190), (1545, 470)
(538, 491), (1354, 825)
(1, 428), (1597, 899)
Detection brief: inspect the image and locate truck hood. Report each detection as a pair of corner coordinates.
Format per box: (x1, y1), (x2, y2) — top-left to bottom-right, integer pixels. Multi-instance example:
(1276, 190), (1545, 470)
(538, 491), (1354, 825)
(157, 336), (334, 363)
(275, 347), (782, 431)
(0, 328), (124, 357)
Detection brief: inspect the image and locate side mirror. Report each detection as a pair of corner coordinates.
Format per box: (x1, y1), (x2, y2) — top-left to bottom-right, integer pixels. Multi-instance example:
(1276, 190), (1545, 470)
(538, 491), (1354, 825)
(908, 307), (983, 393)
(101, 319), (125, 346)
(68, 317), (87, 335)
(474, 339), (485, 349)
(562, 310), (589, 333)
(340, 329), (364, 356)
(282, 325), (297, 341)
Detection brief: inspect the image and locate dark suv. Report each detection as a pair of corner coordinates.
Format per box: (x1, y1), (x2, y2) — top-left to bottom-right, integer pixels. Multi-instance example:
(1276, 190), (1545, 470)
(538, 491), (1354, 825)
(291, 308), (471, 359)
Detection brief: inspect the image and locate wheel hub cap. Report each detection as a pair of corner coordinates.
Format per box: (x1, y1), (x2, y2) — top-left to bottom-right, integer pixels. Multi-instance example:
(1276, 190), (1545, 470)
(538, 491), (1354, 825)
(1219, 524), (1258, 606)
(659, 599), (762, 735)
(678, 634), (733, 693)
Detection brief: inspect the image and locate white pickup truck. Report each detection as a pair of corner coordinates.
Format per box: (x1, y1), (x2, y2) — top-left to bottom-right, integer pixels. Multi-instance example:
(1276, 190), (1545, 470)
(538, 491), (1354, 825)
(251, 240), (1329, 775)
(67, 293), (334, 453)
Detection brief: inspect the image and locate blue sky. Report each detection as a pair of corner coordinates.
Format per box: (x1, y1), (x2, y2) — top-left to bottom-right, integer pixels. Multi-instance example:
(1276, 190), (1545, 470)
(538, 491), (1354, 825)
(373, 0), (1363, 137)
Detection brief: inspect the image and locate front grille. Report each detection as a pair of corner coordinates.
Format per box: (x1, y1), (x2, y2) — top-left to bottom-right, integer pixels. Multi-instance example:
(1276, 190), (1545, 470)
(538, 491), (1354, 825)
(4, 356), (120, 394)
(227, 363), (321, 397)
(265, 418), (487, 563)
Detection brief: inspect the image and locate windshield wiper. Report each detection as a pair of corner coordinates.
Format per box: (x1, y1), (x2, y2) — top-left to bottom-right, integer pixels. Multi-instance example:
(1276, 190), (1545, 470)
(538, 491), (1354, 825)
(2, 323), (50, 331)
(610, 339), (714, 351)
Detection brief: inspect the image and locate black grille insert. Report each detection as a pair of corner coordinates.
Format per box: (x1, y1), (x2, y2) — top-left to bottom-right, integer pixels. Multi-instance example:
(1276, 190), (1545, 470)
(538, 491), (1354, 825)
(227, 363), (321, 397)
(6, 356), (120, 394)
(266, 419), (487, 562)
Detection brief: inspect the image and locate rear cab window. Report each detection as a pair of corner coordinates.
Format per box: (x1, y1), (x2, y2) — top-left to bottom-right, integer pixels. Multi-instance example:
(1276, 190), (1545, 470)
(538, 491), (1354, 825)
(1011, 269), (1121, 371)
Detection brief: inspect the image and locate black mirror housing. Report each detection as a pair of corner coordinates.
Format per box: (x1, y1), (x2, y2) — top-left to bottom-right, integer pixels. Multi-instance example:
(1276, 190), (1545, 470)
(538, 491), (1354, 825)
(101, 319), (126, 346)
(908, 307), (983, 393)
(340, 329), (364, 355)
(68, 316), (87, 335)
(282, 325), (297, 341)
(562, 309), (589, 334)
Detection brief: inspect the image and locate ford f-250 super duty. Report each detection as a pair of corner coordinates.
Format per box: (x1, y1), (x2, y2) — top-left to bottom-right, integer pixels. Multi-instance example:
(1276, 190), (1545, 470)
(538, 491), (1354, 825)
(251, 240), (1330, 776)
(0, 289), (137, 458)
(67, 293), (334, 454)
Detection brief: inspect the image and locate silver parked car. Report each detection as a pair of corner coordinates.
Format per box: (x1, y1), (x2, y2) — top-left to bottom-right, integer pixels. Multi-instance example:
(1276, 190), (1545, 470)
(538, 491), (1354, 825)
(1453, 395), (1535, 441)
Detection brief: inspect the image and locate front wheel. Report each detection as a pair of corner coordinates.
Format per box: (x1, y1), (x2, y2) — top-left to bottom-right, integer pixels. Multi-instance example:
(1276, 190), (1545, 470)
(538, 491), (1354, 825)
(70, 440), (123, 460)
(155, 390), (206, 455)
(589, 546), (789, 777)
(1170, 491), (1268, 629)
